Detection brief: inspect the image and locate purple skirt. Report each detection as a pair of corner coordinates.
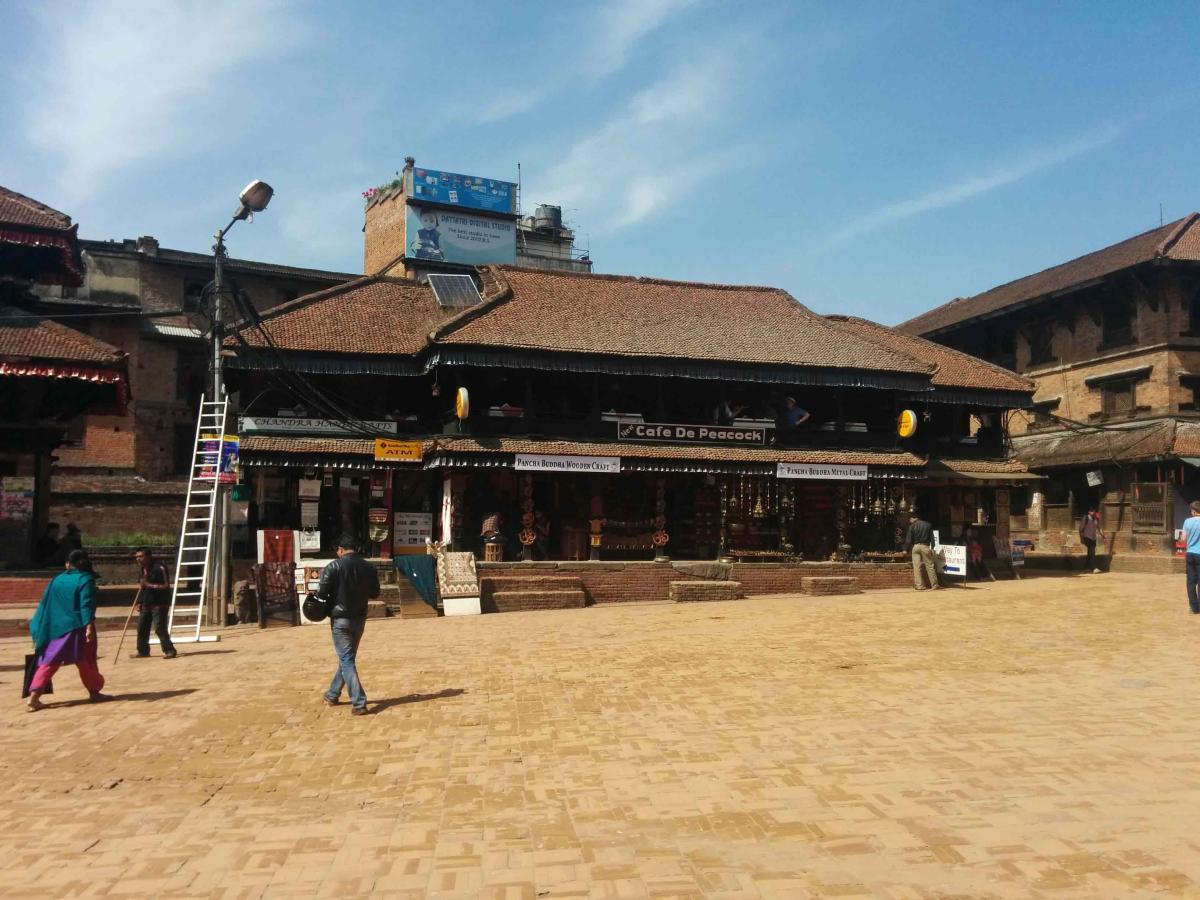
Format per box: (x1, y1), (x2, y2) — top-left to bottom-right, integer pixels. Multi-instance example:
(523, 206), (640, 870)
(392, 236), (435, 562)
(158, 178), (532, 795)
(38, 626), (90, 667)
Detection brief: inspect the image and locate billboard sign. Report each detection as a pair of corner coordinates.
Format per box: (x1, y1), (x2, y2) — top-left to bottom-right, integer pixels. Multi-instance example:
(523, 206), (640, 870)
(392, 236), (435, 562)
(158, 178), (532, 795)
(616, 421), (766, 446)
(406, 205), (516, 266)
(411, 168), (516, 214)
(776, 462), (868, 481)
(514, 454), (621, 474)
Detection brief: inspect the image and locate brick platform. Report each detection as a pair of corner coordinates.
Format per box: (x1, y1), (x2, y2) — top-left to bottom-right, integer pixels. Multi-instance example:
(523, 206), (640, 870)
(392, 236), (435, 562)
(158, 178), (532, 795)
(801, 575), (861, 595)
(669, 580), (742, 602)
(479, 560), (909, 605)
(5, 573), (1200, 897)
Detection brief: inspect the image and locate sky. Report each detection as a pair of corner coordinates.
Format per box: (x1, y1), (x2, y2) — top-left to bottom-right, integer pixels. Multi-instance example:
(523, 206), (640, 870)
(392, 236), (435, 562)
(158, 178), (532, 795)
(2, 0), (1198, 325)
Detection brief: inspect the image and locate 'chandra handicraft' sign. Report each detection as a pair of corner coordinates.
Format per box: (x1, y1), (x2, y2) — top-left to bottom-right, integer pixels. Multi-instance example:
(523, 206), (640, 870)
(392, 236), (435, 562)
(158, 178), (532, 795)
(617, 421), (766, 446)
(240, 416), (398, 436)
(776, 462), (868, 481)
(514, 454), (621, 474)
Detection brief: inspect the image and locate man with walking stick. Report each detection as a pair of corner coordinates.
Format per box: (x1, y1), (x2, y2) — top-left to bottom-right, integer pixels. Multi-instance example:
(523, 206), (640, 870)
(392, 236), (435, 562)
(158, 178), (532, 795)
(134, 548), (177, 659)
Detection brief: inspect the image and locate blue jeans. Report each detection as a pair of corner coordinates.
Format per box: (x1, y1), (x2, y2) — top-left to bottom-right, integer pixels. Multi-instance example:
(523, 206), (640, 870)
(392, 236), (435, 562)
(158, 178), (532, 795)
(325, 617), (367, 709)
(1187, 554), (1200, 614)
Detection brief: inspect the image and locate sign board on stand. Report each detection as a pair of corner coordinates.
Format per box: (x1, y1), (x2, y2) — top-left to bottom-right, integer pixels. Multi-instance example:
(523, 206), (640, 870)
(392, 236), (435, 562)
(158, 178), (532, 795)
(437, 551), (481, 616)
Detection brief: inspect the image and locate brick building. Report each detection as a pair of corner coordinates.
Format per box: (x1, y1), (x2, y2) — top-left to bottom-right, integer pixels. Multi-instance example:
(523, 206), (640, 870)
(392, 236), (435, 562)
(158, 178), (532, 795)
(900, 213), (1200, 559)
(364, 158), (591, 278)
(30, 236), (355, 539)
(221, 264), (1034, 607)
(0, 186), (128, 565)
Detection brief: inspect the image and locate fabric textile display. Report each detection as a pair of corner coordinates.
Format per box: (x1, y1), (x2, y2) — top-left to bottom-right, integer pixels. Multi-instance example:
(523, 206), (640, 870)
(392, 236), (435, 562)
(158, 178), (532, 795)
(395, 555), (438, 609)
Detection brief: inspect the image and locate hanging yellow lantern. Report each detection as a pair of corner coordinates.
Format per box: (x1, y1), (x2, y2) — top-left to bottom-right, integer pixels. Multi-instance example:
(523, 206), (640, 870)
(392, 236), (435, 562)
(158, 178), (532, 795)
(897, 408), (918, 438)
(455, 387), (470, 420)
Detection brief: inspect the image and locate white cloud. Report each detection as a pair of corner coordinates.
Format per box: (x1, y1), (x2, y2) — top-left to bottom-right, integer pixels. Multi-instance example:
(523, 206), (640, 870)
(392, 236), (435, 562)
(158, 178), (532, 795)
(24, 0), (305, 202)
(584, 0), (700, 79)
(822, 121), (1129, 247)
(472, 0), (700, 125)
(525, 52), (743, 231)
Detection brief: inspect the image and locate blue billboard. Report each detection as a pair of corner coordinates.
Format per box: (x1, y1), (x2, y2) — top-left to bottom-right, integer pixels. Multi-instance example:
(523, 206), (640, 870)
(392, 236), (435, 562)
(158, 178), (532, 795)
(410, 167), (516, 214)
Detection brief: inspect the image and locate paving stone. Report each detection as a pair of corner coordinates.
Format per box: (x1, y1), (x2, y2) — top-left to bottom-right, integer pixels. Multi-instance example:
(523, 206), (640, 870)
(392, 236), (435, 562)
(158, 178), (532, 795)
(2, 573), (1200, 897)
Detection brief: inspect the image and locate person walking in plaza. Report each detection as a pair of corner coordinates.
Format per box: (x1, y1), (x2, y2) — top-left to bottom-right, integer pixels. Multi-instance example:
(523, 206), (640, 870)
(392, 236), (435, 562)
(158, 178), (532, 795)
(1183, 500), (1200, 614)
(318, 534), (380, 715)
(26, 550), (112, 711)
(1078, 508), (1105, 574)
(905, 511), (940, 590)
(134, 548), (177, 659)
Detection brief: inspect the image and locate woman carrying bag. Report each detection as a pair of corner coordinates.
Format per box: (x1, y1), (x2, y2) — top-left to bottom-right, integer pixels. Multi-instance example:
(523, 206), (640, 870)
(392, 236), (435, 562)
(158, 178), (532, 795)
(26, 549), (112, 712)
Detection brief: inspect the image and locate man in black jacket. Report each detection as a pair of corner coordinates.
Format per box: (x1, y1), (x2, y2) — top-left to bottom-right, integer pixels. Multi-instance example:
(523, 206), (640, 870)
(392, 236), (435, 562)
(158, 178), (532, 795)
(904, 512), (940, 591)
(318, 534), (380, 715)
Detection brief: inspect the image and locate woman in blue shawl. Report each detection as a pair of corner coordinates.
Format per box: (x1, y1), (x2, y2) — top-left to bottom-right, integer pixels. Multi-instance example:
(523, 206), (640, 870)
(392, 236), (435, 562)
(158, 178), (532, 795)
(27, 549), (111, 711)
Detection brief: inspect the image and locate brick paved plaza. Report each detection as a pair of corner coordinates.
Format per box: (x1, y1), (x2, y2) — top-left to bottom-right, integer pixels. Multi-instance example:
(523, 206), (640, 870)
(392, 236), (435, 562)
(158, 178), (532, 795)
(2, 573), (1199, 899)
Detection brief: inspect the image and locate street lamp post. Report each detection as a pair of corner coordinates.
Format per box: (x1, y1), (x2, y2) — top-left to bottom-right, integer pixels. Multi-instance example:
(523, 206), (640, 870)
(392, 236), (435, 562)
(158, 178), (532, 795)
(208, 180), (273, 625)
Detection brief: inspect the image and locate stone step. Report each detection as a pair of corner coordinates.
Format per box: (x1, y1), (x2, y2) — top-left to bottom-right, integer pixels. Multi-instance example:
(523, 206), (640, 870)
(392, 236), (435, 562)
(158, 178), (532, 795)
(0, 576), (53, 606)
(800, 576), (860, 596)
(399, 600), (438, 619)
(669, 580), (743, 602)
(489, 589), (587, 613)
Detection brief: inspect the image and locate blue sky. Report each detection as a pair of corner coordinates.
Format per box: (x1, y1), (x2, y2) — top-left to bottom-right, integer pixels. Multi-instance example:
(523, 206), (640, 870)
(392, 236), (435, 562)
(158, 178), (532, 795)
(2, 0), (1197, 325)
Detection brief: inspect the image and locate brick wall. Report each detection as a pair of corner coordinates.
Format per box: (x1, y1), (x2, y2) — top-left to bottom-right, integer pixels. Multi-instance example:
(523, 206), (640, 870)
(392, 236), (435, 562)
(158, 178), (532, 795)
(993, 270), (1200, 437)
(364, 191), (409, 275)
(54, 414), (136, 469)
(51, 493), (184, 540)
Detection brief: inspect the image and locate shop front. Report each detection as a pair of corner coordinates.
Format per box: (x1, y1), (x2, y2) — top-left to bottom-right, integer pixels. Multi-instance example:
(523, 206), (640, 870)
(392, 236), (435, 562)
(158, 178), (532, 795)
(426, 438), (926, 564)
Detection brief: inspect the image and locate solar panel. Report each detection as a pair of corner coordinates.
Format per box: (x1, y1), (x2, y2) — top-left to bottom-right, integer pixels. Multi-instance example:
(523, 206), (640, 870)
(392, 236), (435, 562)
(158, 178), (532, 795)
(428, 274), (483, 309)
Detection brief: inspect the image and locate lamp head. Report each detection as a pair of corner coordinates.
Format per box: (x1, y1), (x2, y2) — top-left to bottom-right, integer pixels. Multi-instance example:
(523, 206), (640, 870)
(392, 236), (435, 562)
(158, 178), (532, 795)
(232, 180), (274, 221)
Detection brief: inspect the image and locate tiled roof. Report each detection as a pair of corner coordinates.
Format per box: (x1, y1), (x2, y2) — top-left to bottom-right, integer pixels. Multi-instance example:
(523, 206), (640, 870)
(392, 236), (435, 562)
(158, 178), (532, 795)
(1171, 421), (1200, 458)
(1012, 420), (1178, 469)
(827, 315), (1033, 394)
(433, 436), (925, 467)
(240, 436), (378, 455)
(230, 277), (453, 356)
(438, 267), (932, 375)
(0, 186), (72, 231)
(931, 457), (1029, 475)
(0, 305), (124, 365)
(900, 214), (1200, 336)
(79, 239), (356, 284)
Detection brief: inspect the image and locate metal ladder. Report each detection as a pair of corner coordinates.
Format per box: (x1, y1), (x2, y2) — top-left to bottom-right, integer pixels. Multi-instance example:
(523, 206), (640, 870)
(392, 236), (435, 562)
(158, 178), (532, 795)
(166, 396), (227, 644)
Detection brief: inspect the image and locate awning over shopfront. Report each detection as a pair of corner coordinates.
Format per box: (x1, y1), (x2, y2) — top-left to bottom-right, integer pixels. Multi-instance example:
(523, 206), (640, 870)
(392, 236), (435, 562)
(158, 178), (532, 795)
(240, 433), (937, 478)
(923, 457), (1043, 482)
(1012, 419), (1187, 470)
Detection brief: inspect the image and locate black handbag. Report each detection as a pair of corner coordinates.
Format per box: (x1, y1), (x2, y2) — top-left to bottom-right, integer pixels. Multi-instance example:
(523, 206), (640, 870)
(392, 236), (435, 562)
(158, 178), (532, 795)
(302, 592), (329, 623)
(22, 653), (53, 699)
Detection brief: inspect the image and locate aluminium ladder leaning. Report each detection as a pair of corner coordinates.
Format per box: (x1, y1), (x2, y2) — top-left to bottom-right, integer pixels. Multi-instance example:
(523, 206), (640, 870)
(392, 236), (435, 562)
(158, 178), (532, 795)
(164, 395), (227, 644)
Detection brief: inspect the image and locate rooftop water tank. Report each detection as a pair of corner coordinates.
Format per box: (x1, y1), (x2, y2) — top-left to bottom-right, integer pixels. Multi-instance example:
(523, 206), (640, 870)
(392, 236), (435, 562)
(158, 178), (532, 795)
(533, 204), (562, 232)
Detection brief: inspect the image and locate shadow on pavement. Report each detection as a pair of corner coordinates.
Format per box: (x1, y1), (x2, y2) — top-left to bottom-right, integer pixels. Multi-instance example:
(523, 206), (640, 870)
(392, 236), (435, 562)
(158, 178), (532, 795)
(372, 688), (466, 712)
(43, 688), (200, 709)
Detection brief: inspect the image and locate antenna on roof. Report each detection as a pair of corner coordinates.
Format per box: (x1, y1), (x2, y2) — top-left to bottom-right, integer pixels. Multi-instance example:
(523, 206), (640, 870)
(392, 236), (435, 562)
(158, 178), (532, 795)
(517, 162), (522, 217)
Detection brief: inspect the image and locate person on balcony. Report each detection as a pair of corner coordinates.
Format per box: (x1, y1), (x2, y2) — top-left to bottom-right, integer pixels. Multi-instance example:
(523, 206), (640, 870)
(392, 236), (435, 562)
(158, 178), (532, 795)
(713, 399), (747, 426)
(781, 397), (811, 429)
